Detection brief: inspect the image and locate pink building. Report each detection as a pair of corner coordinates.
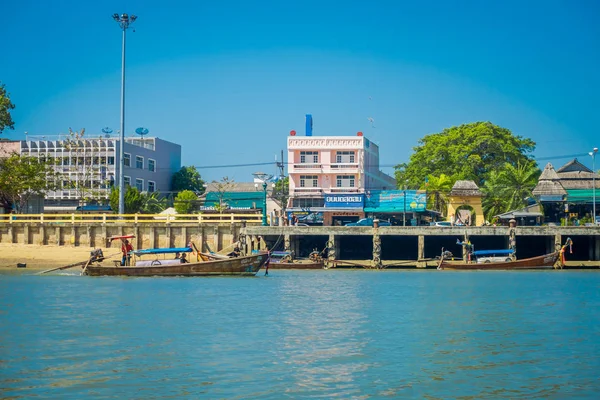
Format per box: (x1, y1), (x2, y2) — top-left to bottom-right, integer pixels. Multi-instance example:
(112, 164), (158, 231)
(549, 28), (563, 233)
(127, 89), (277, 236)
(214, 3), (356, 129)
(287, 130), (396, 225)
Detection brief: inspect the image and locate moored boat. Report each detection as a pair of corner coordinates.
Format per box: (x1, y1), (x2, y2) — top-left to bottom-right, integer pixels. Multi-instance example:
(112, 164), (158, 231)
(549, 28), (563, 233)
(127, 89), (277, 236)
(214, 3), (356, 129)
(82, 246), (269, 277)
(266, 251), (325, 269)
(437, 251), (560, 270)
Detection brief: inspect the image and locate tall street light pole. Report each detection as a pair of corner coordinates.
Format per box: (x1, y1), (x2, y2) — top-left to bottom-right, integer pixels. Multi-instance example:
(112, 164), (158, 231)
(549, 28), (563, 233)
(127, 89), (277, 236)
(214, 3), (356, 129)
(113, 13), (137, 215)
(591, 147), (598, 221)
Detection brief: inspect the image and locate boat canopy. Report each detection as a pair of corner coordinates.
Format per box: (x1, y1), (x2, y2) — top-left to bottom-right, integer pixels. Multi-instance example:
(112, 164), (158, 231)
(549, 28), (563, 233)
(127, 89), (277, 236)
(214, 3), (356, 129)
(109, 235), (135, 241)
(132, 247), (192, 255)
(271, 251), (292, 256)
(472, 249), (514, 256)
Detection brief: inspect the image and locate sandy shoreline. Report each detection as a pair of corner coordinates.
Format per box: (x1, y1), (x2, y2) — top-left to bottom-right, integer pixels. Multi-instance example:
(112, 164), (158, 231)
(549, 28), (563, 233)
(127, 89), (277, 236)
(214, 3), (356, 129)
(0, 244), (122, 270)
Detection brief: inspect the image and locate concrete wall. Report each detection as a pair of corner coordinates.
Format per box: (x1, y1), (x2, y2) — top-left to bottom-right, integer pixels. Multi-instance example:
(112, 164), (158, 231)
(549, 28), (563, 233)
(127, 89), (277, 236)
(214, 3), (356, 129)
(0, 223), (242, 253)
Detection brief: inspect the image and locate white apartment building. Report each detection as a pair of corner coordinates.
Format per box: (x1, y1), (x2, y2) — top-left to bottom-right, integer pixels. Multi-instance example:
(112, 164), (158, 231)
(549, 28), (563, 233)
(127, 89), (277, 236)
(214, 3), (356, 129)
(16, 134), (181, 209)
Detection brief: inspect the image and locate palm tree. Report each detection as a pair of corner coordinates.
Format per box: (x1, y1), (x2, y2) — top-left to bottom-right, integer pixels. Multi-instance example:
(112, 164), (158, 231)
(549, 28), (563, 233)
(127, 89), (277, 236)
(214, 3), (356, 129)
(481, 174), (508, 222)
(481, 162), (540, 221)
(495, 162), (540, 210)
(420, 174), (454, 215)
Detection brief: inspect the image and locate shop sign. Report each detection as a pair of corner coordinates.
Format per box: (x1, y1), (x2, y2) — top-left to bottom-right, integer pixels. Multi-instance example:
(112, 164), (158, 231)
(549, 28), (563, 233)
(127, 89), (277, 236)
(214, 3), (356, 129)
(324, 194), (364, 208)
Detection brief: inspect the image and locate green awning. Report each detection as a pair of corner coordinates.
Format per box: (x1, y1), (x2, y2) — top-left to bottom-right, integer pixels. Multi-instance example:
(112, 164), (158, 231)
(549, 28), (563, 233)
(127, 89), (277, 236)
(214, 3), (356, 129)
(205, 191), (264, 209)
(566, 189), (599, 204)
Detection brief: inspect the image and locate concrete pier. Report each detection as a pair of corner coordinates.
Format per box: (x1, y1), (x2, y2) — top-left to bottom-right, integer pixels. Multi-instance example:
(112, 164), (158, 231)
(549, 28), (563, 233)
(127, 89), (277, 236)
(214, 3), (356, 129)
(0, 222), (598, 267)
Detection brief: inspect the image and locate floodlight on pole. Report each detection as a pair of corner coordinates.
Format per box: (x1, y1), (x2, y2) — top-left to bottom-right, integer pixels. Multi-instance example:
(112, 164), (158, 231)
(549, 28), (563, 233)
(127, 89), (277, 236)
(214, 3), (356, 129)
(113, 13), (137, 215)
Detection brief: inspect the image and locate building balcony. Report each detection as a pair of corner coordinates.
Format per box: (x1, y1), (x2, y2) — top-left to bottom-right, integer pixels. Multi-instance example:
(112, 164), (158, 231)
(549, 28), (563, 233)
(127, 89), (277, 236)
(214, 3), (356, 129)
(291, 187), (323, 195)
(327, 187), (362, 193)
(291, 163), (322, 172)
(328, 162), (360, 170)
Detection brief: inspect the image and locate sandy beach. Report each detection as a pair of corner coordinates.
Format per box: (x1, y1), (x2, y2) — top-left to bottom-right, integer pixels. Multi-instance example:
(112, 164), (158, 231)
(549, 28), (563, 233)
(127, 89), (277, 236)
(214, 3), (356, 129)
(0, 244), (122, 270)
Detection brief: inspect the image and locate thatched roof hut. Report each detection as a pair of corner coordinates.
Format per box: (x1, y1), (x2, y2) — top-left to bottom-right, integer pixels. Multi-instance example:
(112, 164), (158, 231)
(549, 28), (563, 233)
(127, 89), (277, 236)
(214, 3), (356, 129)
(449, 180), (482, 196)
(555, 159), (600, 189)
(532, 163), (567, 197)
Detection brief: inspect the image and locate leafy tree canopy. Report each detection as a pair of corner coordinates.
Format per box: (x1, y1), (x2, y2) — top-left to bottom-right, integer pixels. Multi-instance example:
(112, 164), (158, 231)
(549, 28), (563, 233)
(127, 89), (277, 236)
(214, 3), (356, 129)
(395, 122), (536, 188)
(273, 176), (289, 210)
(109, 186), (145, 214)
(174, 190), (198, 214)
(171, 166), (205, 193)
(0, 153), (56, 212)
(0, 82), (15, 134)
(481, 161), (540, 221)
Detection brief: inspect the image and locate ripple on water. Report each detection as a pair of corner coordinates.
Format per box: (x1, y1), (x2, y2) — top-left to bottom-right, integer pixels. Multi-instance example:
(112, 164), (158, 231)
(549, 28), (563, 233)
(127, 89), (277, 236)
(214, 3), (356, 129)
(1, 270), (600, 398)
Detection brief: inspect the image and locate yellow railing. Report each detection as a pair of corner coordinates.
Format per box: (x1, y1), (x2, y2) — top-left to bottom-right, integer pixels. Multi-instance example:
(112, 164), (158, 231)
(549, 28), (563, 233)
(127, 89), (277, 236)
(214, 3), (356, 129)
(0, 213), (264, 225)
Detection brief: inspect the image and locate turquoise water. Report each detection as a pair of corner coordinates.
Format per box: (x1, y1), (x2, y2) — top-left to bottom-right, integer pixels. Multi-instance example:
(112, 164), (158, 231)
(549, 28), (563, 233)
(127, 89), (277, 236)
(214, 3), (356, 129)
(1, 270), (599, 399)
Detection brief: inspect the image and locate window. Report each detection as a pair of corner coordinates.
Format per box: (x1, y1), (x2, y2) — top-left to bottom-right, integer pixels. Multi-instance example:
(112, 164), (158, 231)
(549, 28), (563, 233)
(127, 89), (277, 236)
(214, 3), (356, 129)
(336, 151), (355, 163)
(124, 153), (131, 167)
(148, 181), (156, 192)
(135, 178), (144, 191)
(108, 156), (115, 165)
(300, 151), (319, 164)
(124, 176), (131, 186)
(148, 159), (156, 172)
(136, 156), (144, 169)
(300, 175), (318, 188)
(336, 175), (355, 188)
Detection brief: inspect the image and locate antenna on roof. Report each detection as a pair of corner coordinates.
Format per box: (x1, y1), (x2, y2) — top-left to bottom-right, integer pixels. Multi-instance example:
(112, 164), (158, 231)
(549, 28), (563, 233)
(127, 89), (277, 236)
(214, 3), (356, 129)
(102, 127), (113, 138)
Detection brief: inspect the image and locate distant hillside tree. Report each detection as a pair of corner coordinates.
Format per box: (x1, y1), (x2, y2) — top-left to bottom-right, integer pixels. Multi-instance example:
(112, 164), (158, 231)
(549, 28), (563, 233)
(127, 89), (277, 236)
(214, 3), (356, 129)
(394, 122), (536, 188)
(171, 166), (205, 193)
(0, 82), (15, 134)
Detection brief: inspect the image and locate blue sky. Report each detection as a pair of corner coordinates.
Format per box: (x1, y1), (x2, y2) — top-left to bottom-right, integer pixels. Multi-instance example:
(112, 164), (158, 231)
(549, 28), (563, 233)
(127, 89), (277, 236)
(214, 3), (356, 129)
(2, 0), (599, 182)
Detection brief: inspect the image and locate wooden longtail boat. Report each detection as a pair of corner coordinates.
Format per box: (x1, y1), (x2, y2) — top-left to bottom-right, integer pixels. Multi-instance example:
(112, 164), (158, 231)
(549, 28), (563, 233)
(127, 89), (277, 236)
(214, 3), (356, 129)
(268, 260), (325, 269)
(82, 247), (269, 277)
(437, 251), (560, 270)
(266, 251), (325, 269)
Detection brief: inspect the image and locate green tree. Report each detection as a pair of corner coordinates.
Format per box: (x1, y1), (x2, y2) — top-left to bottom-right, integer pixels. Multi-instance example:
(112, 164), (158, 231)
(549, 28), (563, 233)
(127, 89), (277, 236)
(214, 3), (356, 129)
(0, 82), (15, 134)
(174, 190), (198, 214)
(481, 161), (540, 220)
(139, 191), (168, 214)
(109, 186), (145, 214)
(211, 176), (235, 213)
(0, 153), (56, 212)
(272, 176), (289, 211)
(420, 174), (454, 215)
(171, 166), (205, 193)
(395, 122), (536, 187)
(481, 173), (508, 222)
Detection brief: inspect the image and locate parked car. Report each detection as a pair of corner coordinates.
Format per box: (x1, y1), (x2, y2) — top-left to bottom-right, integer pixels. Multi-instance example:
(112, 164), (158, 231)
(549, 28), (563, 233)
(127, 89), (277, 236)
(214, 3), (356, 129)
(596, 216), (600, 225)
(430, 221), (452, 227)
(345, 218), (391, 227)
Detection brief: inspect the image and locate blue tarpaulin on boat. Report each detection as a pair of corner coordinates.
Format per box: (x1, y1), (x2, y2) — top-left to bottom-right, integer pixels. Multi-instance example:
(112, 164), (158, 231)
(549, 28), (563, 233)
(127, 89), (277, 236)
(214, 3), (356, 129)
(472, 249), (514, 256)
(132, 247), (192, 255)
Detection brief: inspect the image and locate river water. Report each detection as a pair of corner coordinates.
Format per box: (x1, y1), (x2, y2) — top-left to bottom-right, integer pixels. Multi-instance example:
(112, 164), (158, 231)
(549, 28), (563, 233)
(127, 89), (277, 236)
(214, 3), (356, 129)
(1, 269), (599, 399)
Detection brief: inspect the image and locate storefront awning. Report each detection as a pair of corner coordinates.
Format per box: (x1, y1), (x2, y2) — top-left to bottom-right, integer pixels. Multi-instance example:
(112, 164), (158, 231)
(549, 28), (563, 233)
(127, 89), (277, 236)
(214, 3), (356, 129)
(566, 189), (599, 204)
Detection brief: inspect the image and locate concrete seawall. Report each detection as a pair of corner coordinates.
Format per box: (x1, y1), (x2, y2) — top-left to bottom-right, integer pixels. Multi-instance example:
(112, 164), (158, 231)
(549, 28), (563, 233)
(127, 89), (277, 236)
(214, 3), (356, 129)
(0, 223), (243, 253)
(1, 223), (599, 267)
